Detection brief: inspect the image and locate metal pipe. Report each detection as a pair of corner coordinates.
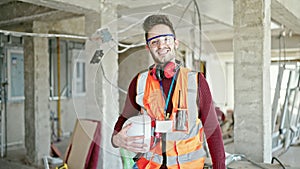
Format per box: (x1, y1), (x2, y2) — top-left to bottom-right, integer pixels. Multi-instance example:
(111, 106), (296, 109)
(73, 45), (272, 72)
(3, 80), (7, 157)
(56, 37), (61, 140)
(272, 66), (284, 131)
(280, 71), (292, 131)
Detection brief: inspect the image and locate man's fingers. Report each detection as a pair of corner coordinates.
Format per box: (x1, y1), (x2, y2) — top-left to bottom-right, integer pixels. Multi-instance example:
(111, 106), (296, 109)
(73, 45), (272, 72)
(126, 135), (144, 142)
(121, 135), (148, 153)
(125, 142), (148, 153)
(121, 123), (132, 133)
(115, 126), (148, 153)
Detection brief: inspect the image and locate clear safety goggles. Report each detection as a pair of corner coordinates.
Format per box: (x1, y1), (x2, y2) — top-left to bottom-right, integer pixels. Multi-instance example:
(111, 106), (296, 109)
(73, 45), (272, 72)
(146, 34), (175, 48)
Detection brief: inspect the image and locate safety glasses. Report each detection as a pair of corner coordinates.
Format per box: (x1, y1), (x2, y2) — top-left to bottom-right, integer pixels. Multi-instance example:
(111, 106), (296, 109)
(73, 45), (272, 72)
(146, 34), (175, 48)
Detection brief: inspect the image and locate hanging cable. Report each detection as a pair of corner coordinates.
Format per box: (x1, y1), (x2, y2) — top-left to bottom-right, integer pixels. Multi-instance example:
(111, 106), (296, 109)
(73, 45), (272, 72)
(117, 0), (181, 34)
(174, 0), (193, 30)
(118, 41), (144, 48)
(271, 156), (286, 169)
(240, 156), (269, 169)
(115, 40), (145, 53)
(193, 0), (202, 60)
(99, 61), (127, 94)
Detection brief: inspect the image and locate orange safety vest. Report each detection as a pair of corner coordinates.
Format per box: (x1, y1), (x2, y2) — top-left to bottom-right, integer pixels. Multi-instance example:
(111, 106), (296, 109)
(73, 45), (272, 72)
(135, 67), (206, 169)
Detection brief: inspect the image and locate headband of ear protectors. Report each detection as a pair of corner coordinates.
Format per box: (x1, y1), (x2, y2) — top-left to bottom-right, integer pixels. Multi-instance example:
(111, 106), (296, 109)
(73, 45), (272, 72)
(149, 60), (181, 81)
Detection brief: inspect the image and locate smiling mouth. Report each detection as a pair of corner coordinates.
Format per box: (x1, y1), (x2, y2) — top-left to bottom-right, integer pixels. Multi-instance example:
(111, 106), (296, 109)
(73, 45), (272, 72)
(158, 49), (170, 55)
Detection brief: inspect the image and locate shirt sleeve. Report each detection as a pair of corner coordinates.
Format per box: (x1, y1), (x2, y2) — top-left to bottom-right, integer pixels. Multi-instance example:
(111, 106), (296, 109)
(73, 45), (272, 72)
(111, 74), (140, 147)
(198, 73), (226, 169)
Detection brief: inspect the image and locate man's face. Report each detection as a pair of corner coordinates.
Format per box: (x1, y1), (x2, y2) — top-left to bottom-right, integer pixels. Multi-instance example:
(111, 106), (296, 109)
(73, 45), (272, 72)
(146, 24), (179, 65)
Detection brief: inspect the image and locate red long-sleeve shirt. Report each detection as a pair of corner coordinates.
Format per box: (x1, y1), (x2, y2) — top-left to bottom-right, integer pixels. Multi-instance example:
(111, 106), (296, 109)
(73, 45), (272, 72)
(112, 71), (226, 169)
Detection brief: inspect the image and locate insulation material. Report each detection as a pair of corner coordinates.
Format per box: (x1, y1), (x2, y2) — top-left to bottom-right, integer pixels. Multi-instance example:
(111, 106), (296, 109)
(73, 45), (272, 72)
(64, 119), (101, 169)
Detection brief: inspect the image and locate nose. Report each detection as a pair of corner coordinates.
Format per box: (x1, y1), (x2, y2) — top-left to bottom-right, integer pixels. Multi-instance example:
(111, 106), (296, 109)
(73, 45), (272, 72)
(157, 39), (167, 48)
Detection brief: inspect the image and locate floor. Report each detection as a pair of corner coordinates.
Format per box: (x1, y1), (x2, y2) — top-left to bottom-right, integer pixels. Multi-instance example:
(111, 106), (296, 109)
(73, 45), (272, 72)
(224, 139), (300, 169)
(0, 137), (71, 169)
(0, 137), (299, 169)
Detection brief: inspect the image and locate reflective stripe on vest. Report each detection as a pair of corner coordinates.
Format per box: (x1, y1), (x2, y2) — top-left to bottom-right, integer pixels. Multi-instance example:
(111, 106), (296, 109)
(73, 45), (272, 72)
(136, 71), (148, 109)
(144, 148), (207, 166)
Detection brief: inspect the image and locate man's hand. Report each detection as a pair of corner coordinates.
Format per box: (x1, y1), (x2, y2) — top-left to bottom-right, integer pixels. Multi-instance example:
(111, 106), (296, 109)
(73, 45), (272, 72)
(112, 123), (148, 153)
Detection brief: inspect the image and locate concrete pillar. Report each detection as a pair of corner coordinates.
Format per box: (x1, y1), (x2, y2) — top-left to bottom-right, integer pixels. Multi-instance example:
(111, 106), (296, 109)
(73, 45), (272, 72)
(84, 10), (122, 168)
(83, 11), (103, 119)
(99, 7), (122, 169)
(23, 21), (51, 165)
(233, 0), (272, 163)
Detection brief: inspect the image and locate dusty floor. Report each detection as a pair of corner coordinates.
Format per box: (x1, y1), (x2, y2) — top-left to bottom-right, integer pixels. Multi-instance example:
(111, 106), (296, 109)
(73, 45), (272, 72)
(0, 137), (300, 169)
(0, 137), (70, 169)
(224, 138), (300, 168)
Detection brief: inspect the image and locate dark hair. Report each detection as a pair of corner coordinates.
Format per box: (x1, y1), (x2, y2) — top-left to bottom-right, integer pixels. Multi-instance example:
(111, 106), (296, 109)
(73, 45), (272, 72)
(143, 15), (176, 41)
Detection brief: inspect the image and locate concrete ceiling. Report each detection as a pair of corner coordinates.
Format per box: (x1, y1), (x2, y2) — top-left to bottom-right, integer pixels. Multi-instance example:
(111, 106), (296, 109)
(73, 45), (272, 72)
(0, 0), (299, 47)
(116, 0), (300, 42)
(114, 0), (300, 53)
(116, 0), (234, 43)
(0, 0), (84, 29)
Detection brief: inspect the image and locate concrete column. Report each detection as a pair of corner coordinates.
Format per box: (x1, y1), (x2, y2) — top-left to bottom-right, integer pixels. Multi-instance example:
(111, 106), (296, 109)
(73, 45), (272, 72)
(84, 10), (122, 168)
(99, 7), (122, 169)
(83, 11), (103, 119)
(24, 21), (50, 165)
(233, 0), (272, 163)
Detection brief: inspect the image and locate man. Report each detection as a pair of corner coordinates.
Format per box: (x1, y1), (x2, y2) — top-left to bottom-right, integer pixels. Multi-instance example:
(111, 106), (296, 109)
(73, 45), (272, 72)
(112, 14), (225, 169)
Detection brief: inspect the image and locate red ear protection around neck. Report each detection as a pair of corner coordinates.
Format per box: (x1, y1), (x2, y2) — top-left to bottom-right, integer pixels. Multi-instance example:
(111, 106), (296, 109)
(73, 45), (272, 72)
(150, 61), (179, 81)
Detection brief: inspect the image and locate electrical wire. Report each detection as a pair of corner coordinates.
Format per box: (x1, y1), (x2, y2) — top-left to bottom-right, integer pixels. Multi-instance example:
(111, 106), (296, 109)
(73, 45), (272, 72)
(271, 157), (286, 169)
(193, 0), (202, 60)
(1, 0), (200, 56)
(99, 61), (127, 94)
(172, 0), (202, 61)
(0, 28), (143, 54)
(0, 0), (203, 94)
(240, 156), (269, 169)
(174, 0), (193, 30)
(226, 154), (269, 169)
(116, 41), (145, 53)
(118, 41), (144, 48)
(117, 44), (144, 53)
(116, 0), (190, 53)
(0, 29), (87, 40)
(117, 0), (180, 34)
(0, 28), (128, 94)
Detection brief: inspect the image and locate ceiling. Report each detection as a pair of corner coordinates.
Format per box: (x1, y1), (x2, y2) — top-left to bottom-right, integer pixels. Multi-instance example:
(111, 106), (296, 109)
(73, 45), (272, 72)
(0, 1), (83, 29)
(0, 0), (299, 50)
(116, 0), (234, 43)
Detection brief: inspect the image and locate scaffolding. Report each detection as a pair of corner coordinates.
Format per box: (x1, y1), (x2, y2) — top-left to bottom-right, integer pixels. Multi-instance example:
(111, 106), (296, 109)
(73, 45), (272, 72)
(272, 63), (300, 154)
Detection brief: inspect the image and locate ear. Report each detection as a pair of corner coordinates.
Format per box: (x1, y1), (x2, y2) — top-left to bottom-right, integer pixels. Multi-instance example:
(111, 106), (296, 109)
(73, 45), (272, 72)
(174, 39), (179, 49)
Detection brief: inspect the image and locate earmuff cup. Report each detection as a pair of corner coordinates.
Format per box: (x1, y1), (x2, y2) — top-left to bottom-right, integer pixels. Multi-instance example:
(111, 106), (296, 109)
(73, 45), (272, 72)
(155, 64), (165, 81)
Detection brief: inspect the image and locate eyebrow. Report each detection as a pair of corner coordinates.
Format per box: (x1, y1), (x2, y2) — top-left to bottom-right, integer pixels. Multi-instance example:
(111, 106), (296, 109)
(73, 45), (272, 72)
(146, 34), (175, 44)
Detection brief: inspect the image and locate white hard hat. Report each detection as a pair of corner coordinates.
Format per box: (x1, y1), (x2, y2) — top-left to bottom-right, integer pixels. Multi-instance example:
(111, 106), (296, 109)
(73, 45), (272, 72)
(123, 114), (152, 153)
